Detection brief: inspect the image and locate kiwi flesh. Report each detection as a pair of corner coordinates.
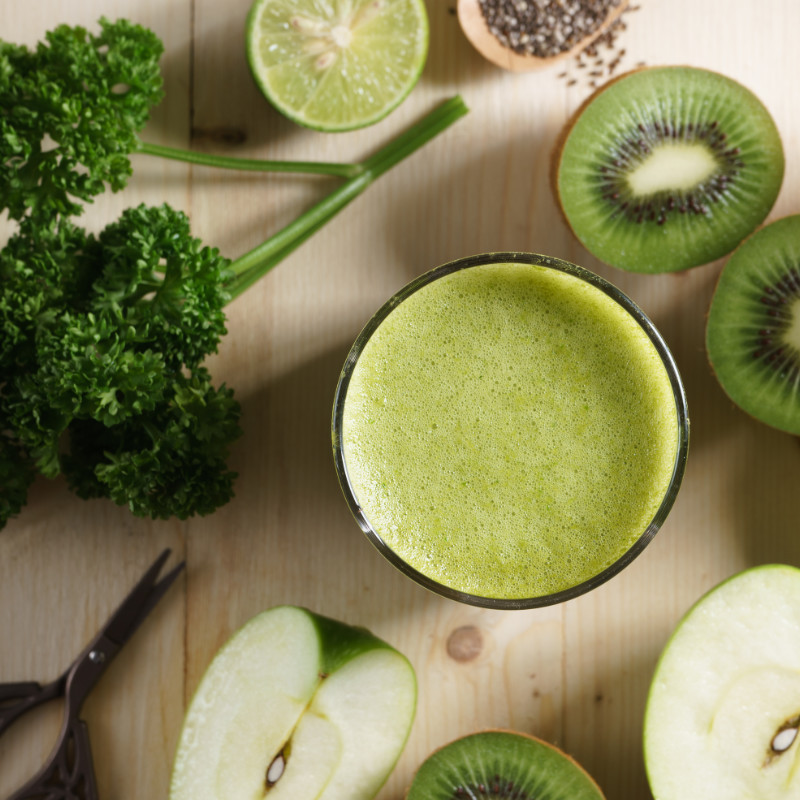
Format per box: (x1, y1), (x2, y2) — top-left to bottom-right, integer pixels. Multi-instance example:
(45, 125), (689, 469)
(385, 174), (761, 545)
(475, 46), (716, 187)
(706, 215), (800, 435)
(406, 730), (604, 800)
(555, 67), (784, 273)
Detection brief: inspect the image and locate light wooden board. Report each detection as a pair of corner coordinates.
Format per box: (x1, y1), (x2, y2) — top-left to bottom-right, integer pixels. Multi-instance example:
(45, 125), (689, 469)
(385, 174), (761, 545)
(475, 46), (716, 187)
(1, 1), (799, 798)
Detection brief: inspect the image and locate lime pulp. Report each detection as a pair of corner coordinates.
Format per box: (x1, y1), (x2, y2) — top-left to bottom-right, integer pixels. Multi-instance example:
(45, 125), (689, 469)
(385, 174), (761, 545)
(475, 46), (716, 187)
(246, 0), (429, 131)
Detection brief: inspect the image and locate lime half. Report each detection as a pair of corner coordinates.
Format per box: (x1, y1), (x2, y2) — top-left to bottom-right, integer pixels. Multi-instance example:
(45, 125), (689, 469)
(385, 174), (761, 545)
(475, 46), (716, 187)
(246, 0), (429, 131)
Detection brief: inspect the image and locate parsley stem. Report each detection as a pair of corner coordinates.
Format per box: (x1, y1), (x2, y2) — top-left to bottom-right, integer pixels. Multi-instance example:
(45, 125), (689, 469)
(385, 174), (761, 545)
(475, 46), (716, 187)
(136, 141), (363, 179)
(225, 95), (468, 301)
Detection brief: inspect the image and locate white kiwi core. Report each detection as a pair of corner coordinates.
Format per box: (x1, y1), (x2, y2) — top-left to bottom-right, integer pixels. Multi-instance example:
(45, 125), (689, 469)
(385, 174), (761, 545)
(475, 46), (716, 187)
(626, 142), (718, 196)
(782, 299), (800, 353)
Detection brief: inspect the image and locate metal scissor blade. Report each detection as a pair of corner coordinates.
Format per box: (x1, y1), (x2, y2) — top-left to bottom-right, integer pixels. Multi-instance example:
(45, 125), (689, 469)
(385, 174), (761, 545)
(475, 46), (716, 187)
(58, 549), (184, 714)
(119, 559), (186, 641)
(101, 549), (185, 647)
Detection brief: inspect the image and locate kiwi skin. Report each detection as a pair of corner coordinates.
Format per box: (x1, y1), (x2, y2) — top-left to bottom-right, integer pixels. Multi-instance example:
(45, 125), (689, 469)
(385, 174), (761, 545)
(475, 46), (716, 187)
(553, 66), (785, 274)
(706, 215), (800, 436)
(405, 730), (605, 800)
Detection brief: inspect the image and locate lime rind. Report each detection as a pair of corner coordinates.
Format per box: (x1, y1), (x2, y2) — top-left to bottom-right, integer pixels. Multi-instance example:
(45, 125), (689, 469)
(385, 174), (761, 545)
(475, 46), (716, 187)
(707, 215), (800, 435)
(556, 67), (784, 273)
(246, 0), (428, 131)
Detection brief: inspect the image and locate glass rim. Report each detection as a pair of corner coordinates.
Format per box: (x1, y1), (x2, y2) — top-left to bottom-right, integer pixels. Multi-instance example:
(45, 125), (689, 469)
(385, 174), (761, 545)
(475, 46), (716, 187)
(332, 252), (690, 610)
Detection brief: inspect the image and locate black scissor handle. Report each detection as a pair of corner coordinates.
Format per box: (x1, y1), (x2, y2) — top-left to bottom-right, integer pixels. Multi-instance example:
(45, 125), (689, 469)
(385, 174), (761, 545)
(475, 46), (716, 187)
(7, 716), (98, 800)
(1, 549), (184, 800)
(0, 679), (64, 739)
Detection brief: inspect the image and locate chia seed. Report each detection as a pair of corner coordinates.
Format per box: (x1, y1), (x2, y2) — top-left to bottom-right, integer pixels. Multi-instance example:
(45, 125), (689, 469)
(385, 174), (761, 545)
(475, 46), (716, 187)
(478, 0), (625, 58)
(554, 3), (641, 90)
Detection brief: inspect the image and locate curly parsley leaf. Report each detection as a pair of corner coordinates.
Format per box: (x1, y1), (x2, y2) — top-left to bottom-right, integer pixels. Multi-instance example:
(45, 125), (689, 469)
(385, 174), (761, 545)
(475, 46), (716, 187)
(63, 368), (241, 520)
(0, 18), (163, 224)
(91, 203), (232, 371)
(0, 431), (36, 528)
(1, 203), (238, 514)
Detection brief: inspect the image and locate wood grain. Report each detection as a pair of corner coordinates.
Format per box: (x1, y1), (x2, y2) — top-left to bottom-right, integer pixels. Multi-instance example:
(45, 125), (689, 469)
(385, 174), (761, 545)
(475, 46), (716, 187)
(2, 2), (800, 799)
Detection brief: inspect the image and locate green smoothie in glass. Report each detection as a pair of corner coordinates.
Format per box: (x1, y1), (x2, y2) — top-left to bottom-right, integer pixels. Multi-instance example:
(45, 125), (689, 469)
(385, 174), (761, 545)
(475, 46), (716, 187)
(332, 253), (688, 608)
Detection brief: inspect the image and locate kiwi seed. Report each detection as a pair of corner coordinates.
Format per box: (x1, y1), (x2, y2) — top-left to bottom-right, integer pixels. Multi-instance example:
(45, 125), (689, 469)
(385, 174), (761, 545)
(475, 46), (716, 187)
(595, 118), (743, 227)
(555, 66), (784, 273)
(707, 215), (800, 435)
(406, 730), (605, 800)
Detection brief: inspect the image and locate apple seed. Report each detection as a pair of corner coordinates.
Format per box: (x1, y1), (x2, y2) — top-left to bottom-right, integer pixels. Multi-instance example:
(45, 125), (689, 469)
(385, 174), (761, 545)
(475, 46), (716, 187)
(763, 714), (800, 766)
(771, 726), (798, 754)
(266, 752), (286, 786)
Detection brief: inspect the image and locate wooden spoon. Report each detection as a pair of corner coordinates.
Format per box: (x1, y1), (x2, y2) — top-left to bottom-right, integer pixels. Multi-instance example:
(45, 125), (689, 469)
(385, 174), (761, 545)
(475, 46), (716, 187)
(457, 0), (630, 72)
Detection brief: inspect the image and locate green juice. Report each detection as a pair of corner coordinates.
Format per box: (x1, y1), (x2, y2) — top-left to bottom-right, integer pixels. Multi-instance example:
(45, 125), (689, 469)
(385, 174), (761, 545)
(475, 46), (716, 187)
(338, 258), (684, 602)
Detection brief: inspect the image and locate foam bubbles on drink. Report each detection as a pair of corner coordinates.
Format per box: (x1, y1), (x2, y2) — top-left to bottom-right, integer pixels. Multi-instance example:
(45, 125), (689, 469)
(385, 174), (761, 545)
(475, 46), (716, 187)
(342, 262), (680, 600)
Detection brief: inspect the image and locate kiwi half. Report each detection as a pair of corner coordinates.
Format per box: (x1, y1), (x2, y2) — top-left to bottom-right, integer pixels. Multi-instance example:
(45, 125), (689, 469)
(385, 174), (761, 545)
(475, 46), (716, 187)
(555, 67), (784, 273)
(706, 215), (800, 435)
(406, 731), (604, 800)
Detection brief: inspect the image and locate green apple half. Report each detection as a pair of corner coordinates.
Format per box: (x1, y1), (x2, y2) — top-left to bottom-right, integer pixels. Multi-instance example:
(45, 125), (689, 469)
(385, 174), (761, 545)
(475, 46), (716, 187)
(644, 564), (800, 799)
(170, 605), (417, 800)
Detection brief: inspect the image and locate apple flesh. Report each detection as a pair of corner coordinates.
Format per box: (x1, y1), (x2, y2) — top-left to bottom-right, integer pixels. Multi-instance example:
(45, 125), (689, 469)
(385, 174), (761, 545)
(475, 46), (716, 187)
(170, 605), (416, 800)
(644, 565), (800, 799)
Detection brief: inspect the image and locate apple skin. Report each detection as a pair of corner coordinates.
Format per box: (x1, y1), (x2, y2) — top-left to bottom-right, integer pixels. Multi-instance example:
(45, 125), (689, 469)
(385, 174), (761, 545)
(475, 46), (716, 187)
(169, 605), (417, 800)
(644, 564), (800, 800)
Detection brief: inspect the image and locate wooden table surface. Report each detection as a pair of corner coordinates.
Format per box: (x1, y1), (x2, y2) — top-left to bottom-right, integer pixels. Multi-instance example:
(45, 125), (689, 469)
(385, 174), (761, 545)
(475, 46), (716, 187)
(2, 1), (799, 798)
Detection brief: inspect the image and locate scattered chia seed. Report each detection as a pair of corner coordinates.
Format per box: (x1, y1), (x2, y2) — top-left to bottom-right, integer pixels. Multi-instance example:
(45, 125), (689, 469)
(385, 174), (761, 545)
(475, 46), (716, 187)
(478, 0), (625, 58)
(554, 3), (642, 90)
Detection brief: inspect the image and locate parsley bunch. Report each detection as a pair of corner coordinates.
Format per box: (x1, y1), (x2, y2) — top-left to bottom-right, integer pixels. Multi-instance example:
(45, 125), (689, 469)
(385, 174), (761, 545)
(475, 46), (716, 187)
(1, 20), (163, 224)
(1, 207), (237, 523)
(0, 18), (467, 528)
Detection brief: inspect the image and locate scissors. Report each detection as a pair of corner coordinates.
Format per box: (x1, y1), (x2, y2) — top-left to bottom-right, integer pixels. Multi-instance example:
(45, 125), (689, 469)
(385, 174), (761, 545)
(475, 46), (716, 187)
(0, 548), (185, 800)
